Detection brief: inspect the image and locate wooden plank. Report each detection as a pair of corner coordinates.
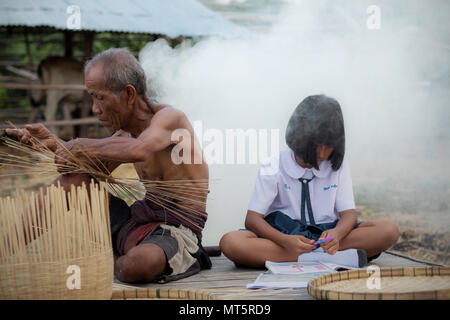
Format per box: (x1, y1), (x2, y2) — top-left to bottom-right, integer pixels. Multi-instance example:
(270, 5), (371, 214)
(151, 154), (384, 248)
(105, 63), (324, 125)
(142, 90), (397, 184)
(5, 66), (37, 80)
(0, 117), (99, 129)
(0, 108), (30, 115)
(0, 83), (86, 90)
(112, 252), (433, 300)
(0, 76), (33, 83)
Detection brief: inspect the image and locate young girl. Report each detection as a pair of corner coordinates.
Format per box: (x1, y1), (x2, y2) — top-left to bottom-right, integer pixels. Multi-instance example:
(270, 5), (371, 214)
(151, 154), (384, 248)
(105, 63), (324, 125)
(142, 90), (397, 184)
(220, 94), (399, 268)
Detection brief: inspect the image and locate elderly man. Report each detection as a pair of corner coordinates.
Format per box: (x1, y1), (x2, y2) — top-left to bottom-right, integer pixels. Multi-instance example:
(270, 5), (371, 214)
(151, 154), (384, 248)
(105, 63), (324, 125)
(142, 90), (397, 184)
(6, 48), (212, 284)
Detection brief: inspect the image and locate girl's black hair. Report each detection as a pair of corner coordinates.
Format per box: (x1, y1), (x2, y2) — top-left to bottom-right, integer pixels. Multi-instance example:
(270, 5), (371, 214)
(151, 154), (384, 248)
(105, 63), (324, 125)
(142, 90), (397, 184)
(285, 94), (345, 171)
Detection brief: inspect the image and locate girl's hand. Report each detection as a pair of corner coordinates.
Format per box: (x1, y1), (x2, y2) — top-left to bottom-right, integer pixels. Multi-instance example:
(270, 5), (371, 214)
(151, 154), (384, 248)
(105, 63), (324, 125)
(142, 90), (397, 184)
(319, 229), (340, 255)
(281, 234), (316, 256)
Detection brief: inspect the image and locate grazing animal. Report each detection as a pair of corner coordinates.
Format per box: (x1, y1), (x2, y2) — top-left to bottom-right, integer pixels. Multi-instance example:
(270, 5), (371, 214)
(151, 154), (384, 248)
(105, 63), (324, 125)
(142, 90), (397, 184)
(30, 56), (90, 138)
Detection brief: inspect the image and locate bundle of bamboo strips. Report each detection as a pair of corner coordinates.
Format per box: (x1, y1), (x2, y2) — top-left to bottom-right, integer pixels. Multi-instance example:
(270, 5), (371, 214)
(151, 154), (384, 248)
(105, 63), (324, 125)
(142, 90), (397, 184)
(0, 183), (113, 299)
(0, 134), (211, 233)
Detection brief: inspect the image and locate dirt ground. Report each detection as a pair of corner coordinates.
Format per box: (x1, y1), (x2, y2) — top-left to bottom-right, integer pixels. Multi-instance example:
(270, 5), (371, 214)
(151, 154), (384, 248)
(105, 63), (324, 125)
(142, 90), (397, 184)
(356, 206), (450, 266)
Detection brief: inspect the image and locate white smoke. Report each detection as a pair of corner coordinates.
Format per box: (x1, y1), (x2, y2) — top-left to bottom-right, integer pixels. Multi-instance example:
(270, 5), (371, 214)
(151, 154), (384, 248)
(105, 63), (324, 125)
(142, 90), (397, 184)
(139, 0), (450, 244)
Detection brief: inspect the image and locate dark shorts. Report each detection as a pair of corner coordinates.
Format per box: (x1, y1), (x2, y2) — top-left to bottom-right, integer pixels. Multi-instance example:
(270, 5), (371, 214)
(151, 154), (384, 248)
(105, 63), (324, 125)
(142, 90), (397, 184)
(242, 211), (381, 262)
(109, 195), (211, 283)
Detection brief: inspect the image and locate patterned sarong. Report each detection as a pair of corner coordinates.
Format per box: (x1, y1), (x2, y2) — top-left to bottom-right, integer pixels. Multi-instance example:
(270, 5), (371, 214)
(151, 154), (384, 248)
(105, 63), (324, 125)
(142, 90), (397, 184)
(111, 196), (208, 256)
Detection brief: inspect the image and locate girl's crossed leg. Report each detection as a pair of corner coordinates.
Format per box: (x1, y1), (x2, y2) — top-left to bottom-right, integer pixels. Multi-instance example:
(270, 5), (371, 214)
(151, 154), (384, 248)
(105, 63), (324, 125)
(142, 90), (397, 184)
(220, 230), (300, 268)
(220, 220), (399, 268)
(338, 220), (399, 258)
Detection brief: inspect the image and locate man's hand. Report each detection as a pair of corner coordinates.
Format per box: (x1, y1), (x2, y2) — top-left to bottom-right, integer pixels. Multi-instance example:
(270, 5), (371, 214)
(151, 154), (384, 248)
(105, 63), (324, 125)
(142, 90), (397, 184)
(53, 139), (78, 174)
(318, 228), (340, 255)
(54, 139), (93, 174)
(5, 124), (59, 152)
(54, 139), (113, 175)
(280, 234), (316, 256)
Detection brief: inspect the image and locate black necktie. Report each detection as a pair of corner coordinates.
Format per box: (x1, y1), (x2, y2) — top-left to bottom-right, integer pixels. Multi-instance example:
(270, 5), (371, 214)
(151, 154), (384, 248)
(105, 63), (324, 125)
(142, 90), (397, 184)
(299, 176), (316, 225)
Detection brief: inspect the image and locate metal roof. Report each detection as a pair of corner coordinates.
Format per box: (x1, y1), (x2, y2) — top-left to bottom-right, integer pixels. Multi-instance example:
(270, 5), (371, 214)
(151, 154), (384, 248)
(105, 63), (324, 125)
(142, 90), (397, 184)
(0, 0), (247, 38)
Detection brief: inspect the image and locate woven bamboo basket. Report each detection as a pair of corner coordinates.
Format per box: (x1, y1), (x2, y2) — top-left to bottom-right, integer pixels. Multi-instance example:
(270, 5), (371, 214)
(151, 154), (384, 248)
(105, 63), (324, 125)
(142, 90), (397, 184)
(0, 183), (113, 299)
(111, 286), (213, 300)
(308, 266), (450, 300)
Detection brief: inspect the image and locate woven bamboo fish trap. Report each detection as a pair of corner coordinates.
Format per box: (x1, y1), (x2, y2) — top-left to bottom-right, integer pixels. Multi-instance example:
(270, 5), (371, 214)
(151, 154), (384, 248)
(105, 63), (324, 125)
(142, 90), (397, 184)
(0, 182), (113, 299)
(111, 286), (213, 300)
(308, 267), (450, 300)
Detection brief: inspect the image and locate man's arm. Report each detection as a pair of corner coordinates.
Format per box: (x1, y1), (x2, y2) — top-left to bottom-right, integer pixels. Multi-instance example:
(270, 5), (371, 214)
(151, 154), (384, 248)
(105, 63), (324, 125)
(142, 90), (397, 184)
(66, 107), (185, 164)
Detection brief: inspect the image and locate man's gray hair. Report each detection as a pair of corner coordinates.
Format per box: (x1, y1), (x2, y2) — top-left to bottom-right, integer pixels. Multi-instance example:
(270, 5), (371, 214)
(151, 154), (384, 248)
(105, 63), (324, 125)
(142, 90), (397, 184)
(84, 48), (147, 97)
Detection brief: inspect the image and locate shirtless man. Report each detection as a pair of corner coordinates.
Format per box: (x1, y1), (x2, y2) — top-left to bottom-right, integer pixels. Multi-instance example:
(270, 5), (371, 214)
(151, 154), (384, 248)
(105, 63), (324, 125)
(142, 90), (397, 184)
(6, 48), (211, 284)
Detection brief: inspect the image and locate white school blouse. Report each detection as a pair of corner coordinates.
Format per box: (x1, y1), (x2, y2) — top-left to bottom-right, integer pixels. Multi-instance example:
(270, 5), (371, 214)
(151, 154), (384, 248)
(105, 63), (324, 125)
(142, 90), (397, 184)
(247, 147), (355, 224)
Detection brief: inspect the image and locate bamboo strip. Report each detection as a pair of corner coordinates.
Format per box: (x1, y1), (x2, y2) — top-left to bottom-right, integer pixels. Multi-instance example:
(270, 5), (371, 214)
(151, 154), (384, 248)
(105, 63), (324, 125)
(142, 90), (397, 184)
(0, 135), (211, 233)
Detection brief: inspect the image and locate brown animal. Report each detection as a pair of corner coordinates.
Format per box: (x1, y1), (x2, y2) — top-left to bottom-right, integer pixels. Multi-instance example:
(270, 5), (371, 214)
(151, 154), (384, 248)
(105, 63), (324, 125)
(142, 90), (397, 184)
(30, 56), (90, 139)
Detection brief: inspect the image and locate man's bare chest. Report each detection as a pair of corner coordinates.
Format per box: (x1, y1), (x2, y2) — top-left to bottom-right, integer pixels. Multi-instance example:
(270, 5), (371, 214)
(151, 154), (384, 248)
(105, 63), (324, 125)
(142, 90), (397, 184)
(133, 148), (181, 181)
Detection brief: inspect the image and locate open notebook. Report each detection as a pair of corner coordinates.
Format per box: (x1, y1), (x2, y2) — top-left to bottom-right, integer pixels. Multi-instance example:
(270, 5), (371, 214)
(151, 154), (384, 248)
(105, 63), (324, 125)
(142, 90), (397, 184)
(246, 261), (356, 289)
(266, 260), (356, 274)
(297, 247), (365, 268)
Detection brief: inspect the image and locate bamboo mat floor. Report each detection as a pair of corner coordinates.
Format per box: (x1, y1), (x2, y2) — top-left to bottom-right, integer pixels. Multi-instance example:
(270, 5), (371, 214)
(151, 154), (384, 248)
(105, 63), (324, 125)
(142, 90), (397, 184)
(112, 252), (436, 300)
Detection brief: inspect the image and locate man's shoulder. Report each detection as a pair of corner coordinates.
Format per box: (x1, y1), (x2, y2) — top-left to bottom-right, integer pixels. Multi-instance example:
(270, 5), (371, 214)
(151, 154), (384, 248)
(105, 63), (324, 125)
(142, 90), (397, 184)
(152, 103), (183, 115)
(152, 104), (186, 121)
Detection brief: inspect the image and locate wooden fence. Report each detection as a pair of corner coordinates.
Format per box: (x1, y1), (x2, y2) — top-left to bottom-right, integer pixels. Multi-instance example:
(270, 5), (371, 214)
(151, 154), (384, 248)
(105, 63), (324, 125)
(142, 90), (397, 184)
(0, 83), (86, 90)
(0, 82), (106, 137)
(0, 116), (99, 129)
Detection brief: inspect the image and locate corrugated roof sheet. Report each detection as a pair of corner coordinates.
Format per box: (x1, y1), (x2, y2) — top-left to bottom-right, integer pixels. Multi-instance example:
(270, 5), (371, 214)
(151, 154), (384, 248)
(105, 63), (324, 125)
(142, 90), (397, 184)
(0, 0), (247, 38)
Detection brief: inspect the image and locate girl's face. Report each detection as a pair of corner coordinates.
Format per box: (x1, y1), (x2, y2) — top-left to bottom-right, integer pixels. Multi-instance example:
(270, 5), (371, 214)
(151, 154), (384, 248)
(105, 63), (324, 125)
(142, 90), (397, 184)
(295, 144), (334, 169)
(316, 145), (334, 164)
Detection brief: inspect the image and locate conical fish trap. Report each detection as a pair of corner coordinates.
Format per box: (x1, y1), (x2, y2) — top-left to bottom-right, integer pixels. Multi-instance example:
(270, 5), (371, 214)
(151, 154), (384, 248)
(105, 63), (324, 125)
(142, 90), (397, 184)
(0, 182), (113, 299)
(308, 267), (450, 300)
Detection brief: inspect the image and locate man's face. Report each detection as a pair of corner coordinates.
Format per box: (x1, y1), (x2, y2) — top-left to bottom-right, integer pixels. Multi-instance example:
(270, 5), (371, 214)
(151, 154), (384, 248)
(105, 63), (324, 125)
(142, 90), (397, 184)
(85, 64), (124, 132)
